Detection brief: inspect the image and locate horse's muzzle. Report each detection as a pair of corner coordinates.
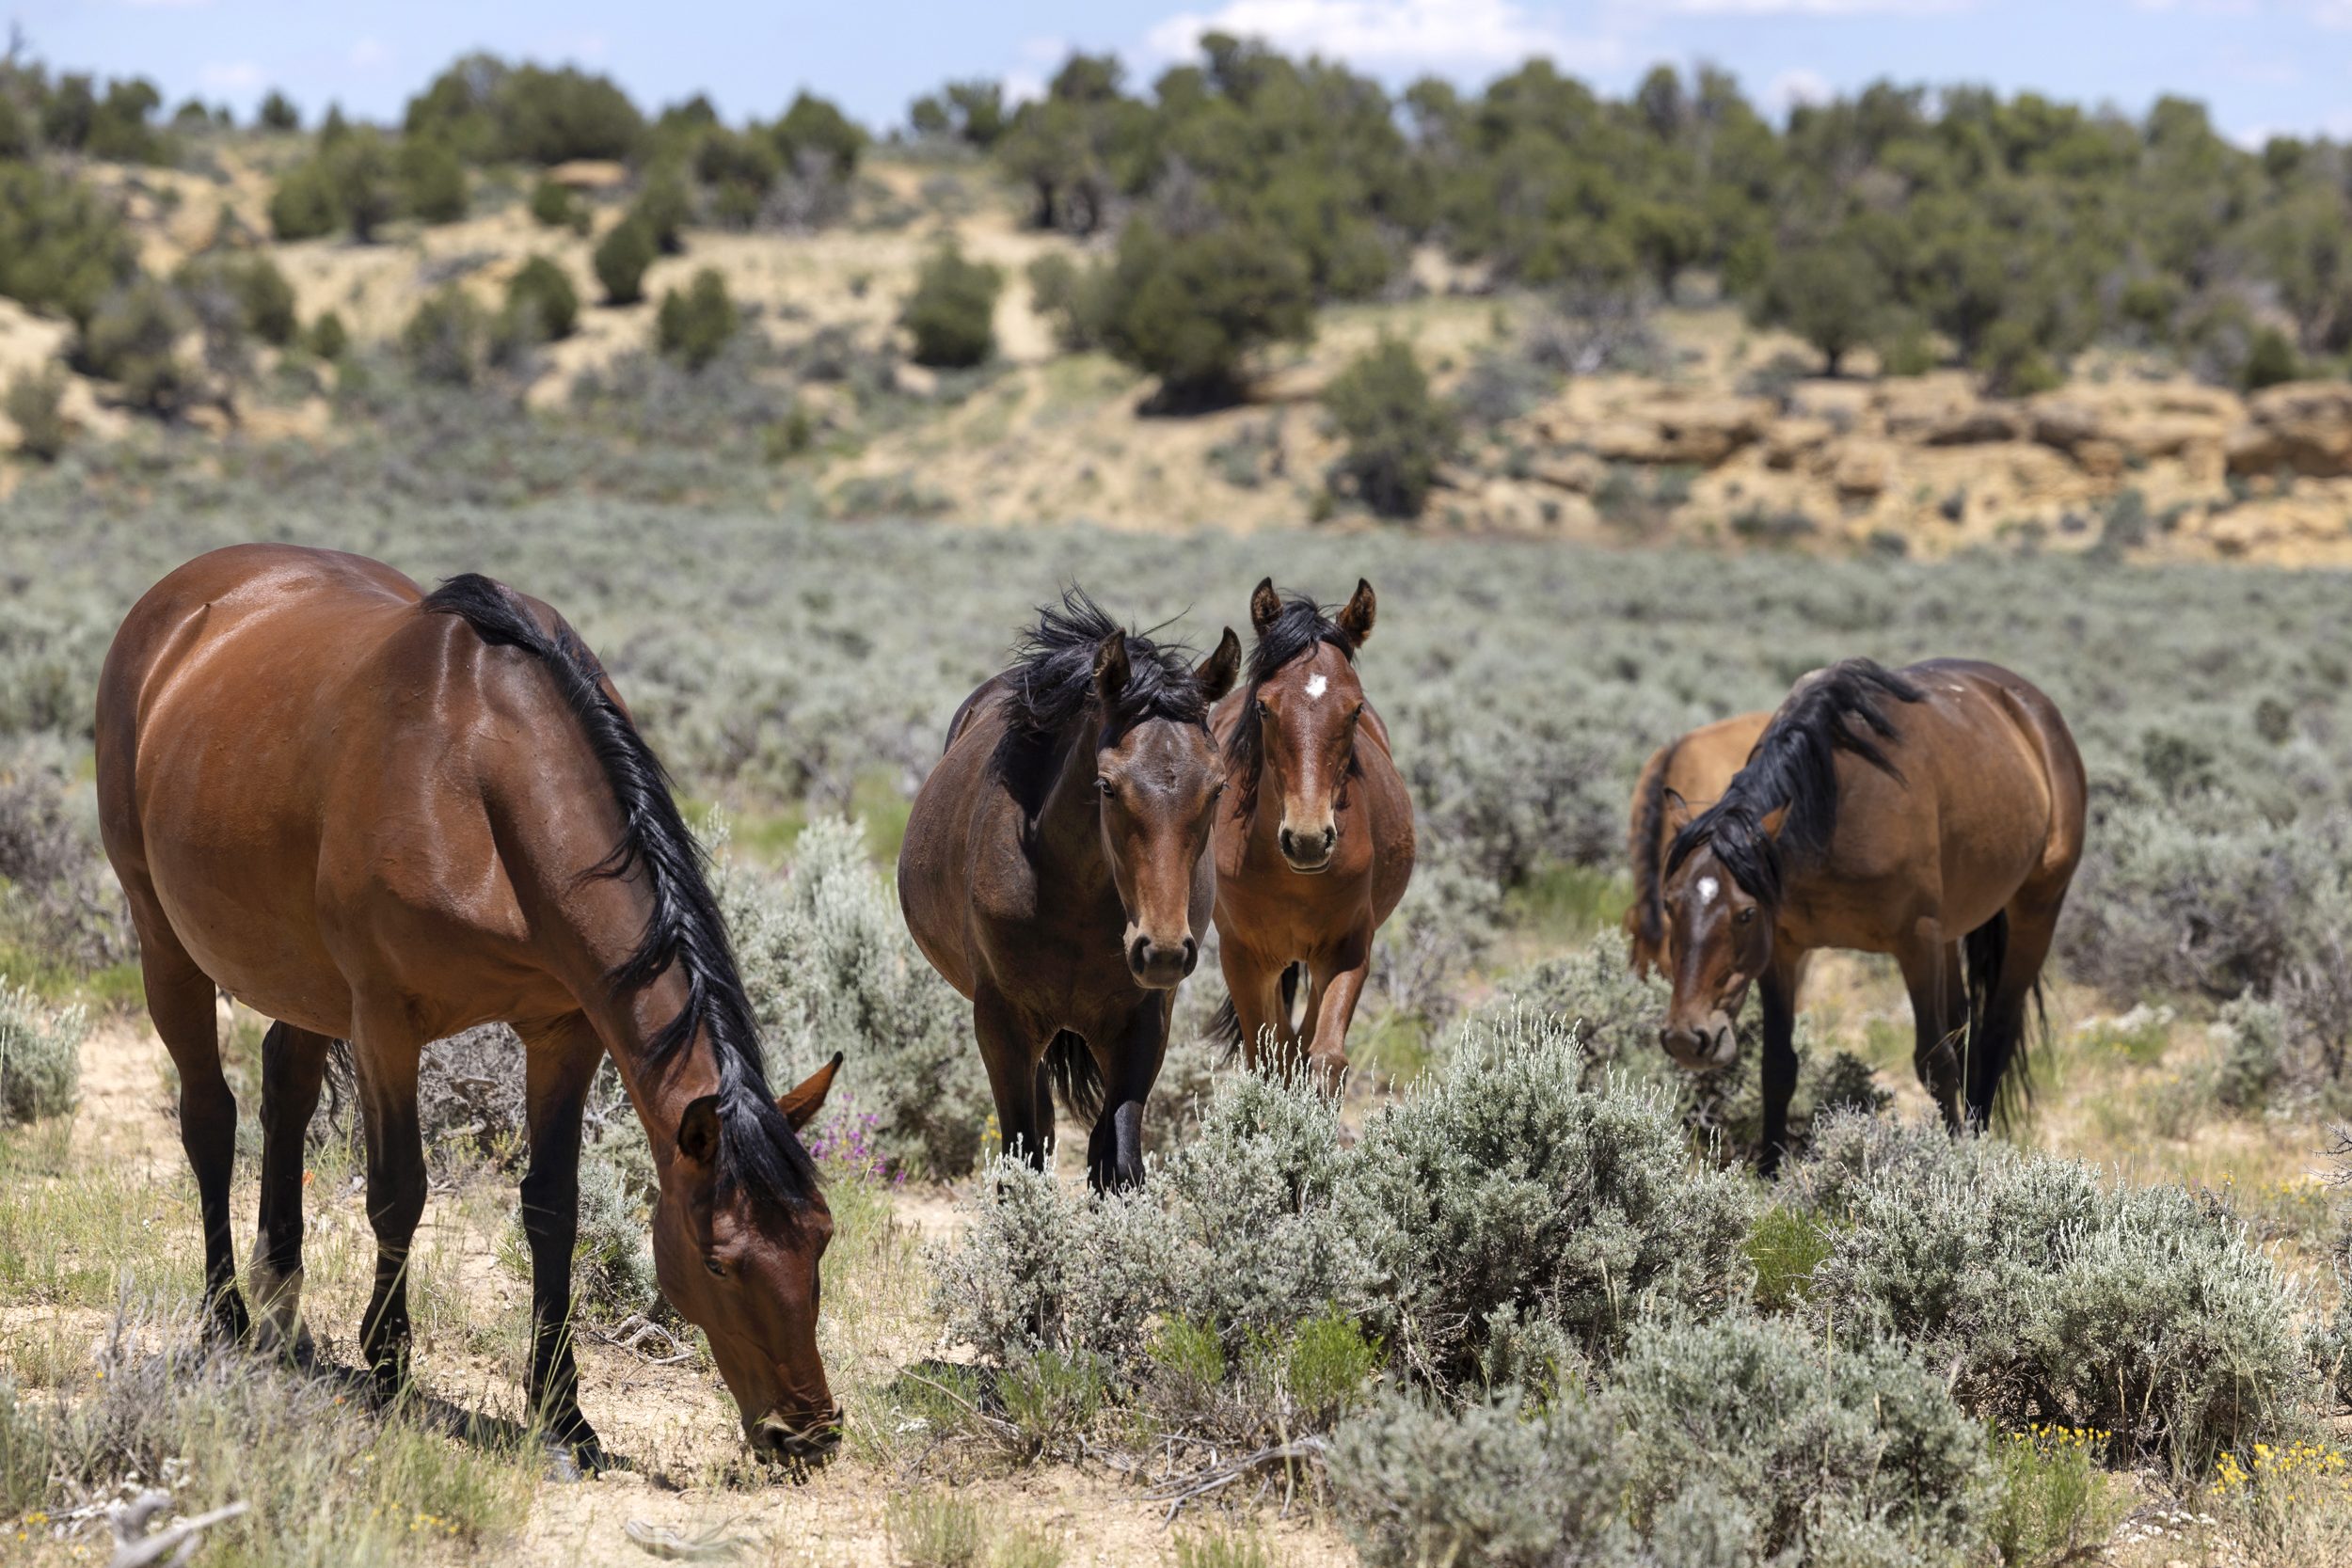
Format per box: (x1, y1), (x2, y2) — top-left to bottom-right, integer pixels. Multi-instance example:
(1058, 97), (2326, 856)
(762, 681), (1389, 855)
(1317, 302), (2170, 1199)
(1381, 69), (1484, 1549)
(1660, 1018), (1738, 1069)
(1279, 823), (1337, 873)
(1128, 933), (1197, 988)
(748, 1404), (843, 1468)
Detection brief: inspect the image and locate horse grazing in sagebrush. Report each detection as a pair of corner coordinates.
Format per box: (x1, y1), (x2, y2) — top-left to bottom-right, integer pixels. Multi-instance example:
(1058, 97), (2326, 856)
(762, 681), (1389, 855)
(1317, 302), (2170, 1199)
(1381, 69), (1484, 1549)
(1623, 711), (1771, 977)
(1655, 658), (2085, 1173)
(898, 590), (1238, 1192)
(1210, 578), (1414, 1085)
(96, 546), (846, 1472)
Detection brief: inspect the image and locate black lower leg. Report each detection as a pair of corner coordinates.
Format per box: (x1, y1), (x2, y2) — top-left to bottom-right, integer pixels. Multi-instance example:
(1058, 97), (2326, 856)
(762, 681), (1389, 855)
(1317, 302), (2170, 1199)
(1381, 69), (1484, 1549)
(1756, 973), (1799, 1178)
(254, 1022), (328, 1356)
(181, 1071), (246, 1341)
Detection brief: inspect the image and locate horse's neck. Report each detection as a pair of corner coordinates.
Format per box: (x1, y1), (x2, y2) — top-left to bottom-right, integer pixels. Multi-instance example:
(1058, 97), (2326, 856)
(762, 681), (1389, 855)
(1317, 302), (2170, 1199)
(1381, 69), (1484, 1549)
(596, 969), (725, 1167)
(1030, 713), (1110, 882)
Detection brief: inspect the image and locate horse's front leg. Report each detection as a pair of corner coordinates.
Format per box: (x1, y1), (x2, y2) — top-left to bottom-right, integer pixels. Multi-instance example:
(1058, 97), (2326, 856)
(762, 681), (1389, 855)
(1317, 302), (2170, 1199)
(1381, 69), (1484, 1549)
(517, 1013), (607, 1466)
(1087, 997), (1172, 1193)
(1756, 953), (1806, 1178)
(1301, 933), (1372, 1091)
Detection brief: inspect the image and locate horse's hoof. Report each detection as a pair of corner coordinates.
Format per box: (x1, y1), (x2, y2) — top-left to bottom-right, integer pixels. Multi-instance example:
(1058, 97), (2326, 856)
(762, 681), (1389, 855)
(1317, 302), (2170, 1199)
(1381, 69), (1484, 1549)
(545, 1432), (612, 1481)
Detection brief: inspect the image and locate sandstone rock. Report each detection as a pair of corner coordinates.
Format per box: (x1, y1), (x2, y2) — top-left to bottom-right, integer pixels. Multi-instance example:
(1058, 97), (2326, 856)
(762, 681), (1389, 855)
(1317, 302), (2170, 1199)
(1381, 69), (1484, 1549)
(2073, 438), (2125, 480)
(1762, 418), (1835, 470)
(1786, 378), (1872, 424)
(1525, 452), (1605, 493)
(1829, 441), (1894, 499)
(1587, 396), (1773, 467)
(2027, 399), (2104, 453)
(1919, 404), (2026, 445)
(2228, 381), (2352, 477)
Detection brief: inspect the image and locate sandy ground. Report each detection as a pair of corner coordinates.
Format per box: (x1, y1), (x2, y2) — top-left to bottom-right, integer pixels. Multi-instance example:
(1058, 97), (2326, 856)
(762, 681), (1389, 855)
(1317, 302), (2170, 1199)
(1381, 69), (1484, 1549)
(24, 1014), (1359, 1567)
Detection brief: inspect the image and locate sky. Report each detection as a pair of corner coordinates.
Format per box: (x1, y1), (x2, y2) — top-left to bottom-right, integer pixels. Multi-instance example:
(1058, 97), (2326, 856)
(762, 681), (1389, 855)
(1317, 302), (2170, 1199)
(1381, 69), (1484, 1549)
(12, 0), (2352, 147)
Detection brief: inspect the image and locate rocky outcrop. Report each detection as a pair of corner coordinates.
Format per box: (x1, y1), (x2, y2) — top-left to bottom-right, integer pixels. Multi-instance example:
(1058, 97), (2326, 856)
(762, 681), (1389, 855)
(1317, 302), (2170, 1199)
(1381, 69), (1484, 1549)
(2226, 382), (2352, 477)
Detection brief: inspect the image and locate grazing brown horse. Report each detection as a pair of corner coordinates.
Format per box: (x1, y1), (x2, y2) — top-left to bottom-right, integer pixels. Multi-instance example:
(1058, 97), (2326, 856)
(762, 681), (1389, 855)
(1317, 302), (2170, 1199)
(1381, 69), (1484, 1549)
(898, 590), (1238, 1192)
(1209, 579), (1414, 1083)
(1623, 711), (1771, 976)
(96, 545), (846, 1470)
(1655, 658), (2085, 1173)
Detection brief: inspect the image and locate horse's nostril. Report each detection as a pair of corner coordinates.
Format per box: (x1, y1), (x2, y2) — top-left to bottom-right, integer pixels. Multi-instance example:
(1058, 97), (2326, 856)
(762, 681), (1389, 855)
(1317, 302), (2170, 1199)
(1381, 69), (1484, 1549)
(1320, 826), (1336, 850)
(1130, 934), (1151, 969)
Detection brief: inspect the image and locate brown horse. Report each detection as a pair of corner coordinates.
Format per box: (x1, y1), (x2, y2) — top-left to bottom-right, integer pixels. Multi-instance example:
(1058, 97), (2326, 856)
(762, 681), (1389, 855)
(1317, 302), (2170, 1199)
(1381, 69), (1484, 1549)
(1209, 579), (1414, 1083)
(898, 590), (1237, 1192)
(1655, 658), (2085, 1172)
(1623, 711), (1770, 976)
(96, 545), (846, 1470)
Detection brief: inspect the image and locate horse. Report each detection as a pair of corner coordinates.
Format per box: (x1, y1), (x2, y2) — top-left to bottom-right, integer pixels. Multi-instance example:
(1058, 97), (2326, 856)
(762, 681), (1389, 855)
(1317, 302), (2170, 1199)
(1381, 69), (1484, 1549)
(1209, 579), (1414, 1084)
(898, 589), (1237, 1192)
(1654, 658), (2085, 1174)
(95, 545), (847, 1471)
(1622, 711), (1771, 976)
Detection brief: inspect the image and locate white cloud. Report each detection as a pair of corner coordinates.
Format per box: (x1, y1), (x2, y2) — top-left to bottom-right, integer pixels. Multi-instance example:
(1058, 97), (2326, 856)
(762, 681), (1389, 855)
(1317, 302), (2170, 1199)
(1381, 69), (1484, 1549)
(1144, 0), (1620, 71)
(1650, 0), (1970, 12)
(1767, 68), (1831, 113)
(199, 60), (266, 92)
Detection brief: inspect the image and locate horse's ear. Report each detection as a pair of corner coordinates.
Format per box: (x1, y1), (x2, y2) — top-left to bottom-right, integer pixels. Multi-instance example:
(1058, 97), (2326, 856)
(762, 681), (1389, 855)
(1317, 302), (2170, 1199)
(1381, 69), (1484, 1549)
(1197, 627), (1240, 702)
(1760, 804), (1790, 840)
(1337, 578), (1376, 647)
(778, 1052), (843, 1132)
(1249, 578), (1281, 634)
(676, 1094), (723, 1167)
(1093, 632), (1130, 706)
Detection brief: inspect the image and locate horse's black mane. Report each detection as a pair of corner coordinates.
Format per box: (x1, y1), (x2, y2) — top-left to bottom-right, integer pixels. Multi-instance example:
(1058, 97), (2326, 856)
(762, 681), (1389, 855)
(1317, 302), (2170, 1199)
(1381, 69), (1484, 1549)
(422, 575), (818, 1219)
(999, 586), (1209, 753)
(1227, 589), (1359, 818)
(1665, 658), (1926, 906)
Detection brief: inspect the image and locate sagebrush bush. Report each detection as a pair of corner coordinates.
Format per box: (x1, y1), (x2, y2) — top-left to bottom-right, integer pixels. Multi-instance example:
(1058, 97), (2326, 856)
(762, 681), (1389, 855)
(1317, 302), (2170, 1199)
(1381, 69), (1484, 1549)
(528, 177), (578, 229)
(936, 1015), (1750, 1395)
(1790, 1115), (2316, 1466)
(725, 816), (989, 1177)
(497, 255), (579, 353)
(1334, 1314), (1990, 1568)
(900, 244), (1003, 369)
(0, 985), (87, 1123)
(78, 278), (194, 415)
(5, 366), (71, 462)
(401, 287), (488, 388)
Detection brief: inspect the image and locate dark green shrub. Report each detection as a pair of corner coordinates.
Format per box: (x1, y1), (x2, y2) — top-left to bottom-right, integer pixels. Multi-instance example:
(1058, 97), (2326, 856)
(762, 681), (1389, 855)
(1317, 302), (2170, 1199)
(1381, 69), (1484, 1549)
(78, 278), (195, 414)
(1025, 252), (1106, 353)
(4, 367), (71, 463)
(258, 90), (300, 132)
(0, 163), (139, 324)
(267, 159), (342, 241)
(771, 91), (866, 178)
(528, 178), (577, 229)
(0, 96), (28, 160)
(899, 244), (1002, 369)
(630, 165), (692, 254)
(592, 217), (656, 305)
(176, 254), (297, 347)
(398, 135), (469, 225)
(405, 55), (644, 164)
(655, 267), (737, 371)
(306, 310), (349, 360)
(2242, 325), (2299, 390)
(499, 256), (579, 349)
(332, 131), (399, 242)
(1095, 219), (1315, 407)
(400, 287), (488, 388)
(1753, 240), (1885, 376)
(1976, 318), (2064, 397)
(1324, 338), (1459, 518)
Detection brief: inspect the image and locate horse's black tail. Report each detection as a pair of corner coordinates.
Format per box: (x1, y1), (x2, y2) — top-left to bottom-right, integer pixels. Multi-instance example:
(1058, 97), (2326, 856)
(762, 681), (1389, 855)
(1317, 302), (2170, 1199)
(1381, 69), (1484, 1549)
(1044, 1031), (1104, 1122)
(1628, 739), (1683, 965)
(1963, 911), (2041, 1129)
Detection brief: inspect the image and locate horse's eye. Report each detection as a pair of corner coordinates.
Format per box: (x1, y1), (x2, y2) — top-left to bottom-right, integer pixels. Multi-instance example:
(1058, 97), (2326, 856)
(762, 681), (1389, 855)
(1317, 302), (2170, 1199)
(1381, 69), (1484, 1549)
(1095, 776), (1113, 797)
(1255, 701), (1271, 721)
(705, 1259), (726, 1277)
(1736, 908), (1757, 926)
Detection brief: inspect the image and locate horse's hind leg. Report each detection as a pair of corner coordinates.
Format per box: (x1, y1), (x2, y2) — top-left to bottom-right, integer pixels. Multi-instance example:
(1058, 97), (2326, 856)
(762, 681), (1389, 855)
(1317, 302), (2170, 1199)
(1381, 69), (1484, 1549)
(349, 1002), (427, 1395)
(252, 1021), (332, 1359)
(1899, 939), (1966, 1132)
(516, 1014), (605, 1464)
(136, 923), (247, 1342)
(1967, 889), (2067, 1129)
